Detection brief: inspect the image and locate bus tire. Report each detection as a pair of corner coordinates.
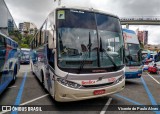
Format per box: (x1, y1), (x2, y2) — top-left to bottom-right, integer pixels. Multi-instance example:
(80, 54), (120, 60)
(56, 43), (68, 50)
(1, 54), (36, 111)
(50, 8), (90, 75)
(11, 65), (17, 84)
(41, 70), (44, 86)
(54, 100), (61, 105)
(41, 70), (49, 93)
(31, 64), (35, 75)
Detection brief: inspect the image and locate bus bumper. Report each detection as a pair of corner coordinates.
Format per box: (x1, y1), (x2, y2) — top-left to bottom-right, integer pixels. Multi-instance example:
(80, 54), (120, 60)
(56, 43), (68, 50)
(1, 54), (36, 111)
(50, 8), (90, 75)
(125, 71), (142, 79)
(20, 59), (30, 64)
(54, 78), (125, 102)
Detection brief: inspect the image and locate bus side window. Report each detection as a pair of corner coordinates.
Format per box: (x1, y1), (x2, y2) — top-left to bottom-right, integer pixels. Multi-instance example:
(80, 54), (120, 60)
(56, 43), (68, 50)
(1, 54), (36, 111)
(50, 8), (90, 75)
(48, 49), (54, 69)
(40, 20), (47, 45)
(0, 35), (6, 57)
(46, 14), (55, 49)
(155, 53), (160, 62)
(31, 51), (38, 64)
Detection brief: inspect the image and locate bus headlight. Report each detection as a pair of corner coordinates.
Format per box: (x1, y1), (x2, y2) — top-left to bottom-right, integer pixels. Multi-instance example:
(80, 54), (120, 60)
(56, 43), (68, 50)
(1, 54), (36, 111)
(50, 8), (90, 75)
(116, 75), (125, 83)
(57, 78), (81, 89)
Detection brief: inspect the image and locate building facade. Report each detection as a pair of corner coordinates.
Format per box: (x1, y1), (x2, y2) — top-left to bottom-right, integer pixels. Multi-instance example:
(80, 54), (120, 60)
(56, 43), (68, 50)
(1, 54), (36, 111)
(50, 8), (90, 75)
(19, 22), (37, 35)
(0, 0), (17, 35)
(137, 31), (148, 46)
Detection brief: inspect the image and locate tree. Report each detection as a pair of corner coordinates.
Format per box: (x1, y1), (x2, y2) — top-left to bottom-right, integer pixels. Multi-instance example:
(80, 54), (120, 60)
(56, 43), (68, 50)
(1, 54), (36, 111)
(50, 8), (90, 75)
(9, 30), (33, 48)
(9, 30), (23, 46)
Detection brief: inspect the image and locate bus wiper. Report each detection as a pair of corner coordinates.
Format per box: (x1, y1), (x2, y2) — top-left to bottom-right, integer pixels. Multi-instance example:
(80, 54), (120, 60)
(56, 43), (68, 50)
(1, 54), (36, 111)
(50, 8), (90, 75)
(77, 32), (92, 74)
(77, 52), (88, 74)
(137, 48), (142, 63)
(100, 37), (118, 70)
(87, 32), (92, 58)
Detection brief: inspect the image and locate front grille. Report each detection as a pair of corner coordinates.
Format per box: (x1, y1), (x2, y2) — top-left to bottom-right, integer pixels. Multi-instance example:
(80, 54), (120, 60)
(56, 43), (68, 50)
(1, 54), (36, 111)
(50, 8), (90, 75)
(82, 82), (114, 88)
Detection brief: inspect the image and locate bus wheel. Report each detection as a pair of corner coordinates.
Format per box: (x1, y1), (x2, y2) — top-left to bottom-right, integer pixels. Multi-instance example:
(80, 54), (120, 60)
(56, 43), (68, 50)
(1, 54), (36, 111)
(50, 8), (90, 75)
(41, 70), (49, 93)
(41, 71), (44, 86)
(11, 66), (17, 84)
(31, 64), (35, 75)
(12, 74), (16, 84)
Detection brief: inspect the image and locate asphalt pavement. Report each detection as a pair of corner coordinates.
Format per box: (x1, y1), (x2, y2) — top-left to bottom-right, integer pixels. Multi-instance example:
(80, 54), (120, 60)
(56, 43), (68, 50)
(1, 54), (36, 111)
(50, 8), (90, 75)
(0, 64), (160, 114)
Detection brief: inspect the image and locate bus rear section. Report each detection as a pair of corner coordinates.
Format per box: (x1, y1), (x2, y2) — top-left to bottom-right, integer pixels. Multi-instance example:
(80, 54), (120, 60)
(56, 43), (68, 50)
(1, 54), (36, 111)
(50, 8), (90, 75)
(0, 33), (20, 94)
(123, 29), (142, 79)
(30, 7), (125, 102)
(20, 48), (30, 64)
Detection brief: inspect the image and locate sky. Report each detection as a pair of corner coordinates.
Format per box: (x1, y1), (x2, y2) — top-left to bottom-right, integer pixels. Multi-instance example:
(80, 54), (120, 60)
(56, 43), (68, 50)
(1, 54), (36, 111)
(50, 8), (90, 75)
(5, 0), (160, 44)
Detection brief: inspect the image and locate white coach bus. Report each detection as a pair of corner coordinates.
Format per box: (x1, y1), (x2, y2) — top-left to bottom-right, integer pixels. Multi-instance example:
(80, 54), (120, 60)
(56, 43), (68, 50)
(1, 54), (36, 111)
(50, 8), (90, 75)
(30, 1), (125, 102)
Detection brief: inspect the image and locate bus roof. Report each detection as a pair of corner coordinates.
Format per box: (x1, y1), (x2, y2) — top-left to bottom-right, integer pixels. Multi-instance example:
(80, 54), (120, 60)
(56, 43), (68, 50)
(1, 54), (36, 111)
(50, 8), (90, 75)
(0, 32), (18, 44)
(50, 0), (119, 19)
(49, 6), (119, 19)
(123, 28), (136, 34)
(0, 32), (7, 37)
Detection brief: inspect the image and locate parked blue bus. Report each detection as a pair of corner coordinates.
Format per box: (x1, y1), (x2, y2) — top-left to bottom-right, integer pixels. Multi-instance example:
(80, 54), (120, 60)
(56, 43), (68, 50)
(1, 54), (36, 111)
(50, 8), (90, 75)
(0, 32), (20, 94)
(123, 29), (142, 79)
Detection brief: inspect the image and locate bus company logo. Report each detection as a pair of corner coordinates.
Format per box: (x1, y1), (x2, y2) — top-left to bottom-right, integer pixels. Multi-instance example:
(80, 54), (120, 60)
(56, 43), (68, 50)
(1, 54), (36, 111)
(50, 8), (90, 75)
(107, 77), (116, 82)
(81, 80), (96, 85)
(123, 33), (132, 41)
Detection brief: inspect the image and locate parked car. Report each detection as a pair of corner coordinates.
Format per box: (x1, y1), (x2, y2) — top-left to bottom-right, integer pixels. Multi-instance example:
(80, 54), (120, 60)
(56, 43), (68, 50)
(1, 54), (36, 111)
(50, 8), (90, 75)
(148, 52), (160, 74)
(142, 53), (156, 71)
(148, 65), (158, 74)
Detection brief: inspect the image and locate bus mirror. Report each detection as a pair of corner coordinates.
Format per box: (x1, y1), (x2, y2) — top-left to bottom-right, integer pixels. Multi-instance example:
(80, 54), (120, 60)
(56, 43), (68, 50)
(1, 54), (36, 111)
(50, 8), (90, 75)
(52, 49), (55, 54)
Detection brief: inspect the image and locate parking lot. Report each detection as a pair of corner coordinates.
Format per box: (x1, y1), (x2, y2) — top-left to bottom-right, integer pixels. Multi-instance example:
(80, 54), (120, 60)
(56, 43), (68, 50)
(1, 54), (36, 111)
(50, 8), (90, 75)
(0, 64), (160, 114)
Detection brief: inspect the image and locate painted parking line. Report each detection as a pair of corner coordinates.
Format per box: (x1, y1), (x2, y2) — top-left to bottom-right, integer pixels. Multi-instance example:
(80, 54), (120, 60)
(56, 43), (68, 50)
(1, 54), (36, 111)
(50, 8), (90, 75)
(114, 94), (142, 105)
(8, 86), (17, 89)
(141, 77), (157, 105)
(141, 77), (160, 114)
(11, 72), (27, 114)
(20, 94), (49, 105)
(1, 94), (49, 114)
(147, 73), (160, 84)
(114, 94), (157, 113)
(100, 98), (112, 114)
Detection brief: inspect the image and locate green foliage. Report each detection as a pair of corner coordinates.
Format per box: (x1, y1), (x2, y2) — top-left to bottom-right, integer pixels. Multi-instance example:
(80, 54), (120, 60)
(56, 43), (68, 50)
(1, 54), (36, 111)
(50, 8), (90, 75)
(9, 30), (33, 48)
(138, 39), (144, 49)
(140, 42), (144, 49)
(20, 44), (29, 48)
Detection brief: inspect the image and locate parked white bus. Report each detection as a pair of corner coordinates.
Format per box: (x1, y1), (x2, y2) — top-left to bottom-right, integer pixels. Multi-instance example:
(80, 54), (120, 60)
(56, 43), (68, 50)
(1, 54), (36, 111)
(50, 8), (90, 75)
(20, 48), (30, 64)
(123, 29), (142, 79)
(30, 2), (125, 102)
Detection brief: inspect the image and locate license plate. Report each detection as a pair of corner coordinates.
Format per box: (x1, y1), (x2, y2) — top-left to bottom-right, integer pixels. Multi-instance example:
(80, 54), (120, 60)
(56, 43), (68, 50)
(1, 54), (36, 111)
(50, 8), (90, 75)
(93, 89), (105, 95)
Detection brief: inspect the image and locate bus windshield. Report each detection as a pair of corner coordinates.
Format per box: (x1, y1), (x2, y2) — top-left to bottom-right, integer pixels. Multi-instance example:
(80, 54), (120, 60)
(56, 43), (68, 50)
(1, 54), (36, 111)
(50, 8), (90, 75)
(21, 50), (30, 59)
(125, 43), (141, 66)
(22, 51), (30, 55)
(57, 9), (124, 70)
